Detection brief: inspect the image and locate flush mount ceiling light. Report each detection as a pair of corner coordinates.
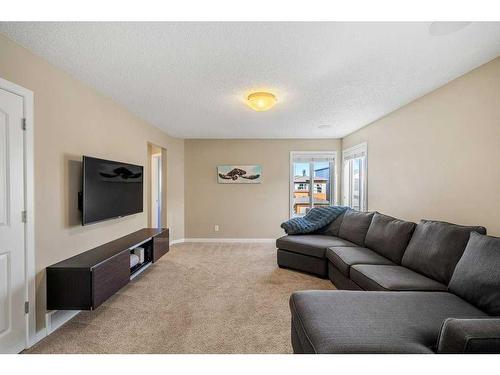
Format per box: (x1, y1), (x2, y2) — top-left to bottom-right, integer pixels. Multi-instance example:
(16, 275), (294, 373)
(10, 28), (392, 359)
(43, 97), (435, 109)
(246, 91), (277, 112)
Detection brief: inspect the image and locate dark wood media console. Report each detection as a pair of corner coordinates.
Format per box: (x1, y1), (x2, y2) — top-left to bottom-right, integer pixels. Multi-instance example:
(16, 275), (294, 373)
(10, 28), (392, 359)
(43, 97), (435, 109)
(46, 228), (169, 310)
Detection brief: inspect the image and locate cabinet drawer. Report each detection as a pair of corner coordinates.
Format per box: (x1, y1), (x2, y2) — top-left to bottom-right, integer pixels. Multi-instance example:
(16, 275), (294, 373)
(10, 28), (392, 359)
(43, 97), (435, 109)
(47, 268), (92, 310)
(92, 250), (130, 309)
(153, 229), (169, 262)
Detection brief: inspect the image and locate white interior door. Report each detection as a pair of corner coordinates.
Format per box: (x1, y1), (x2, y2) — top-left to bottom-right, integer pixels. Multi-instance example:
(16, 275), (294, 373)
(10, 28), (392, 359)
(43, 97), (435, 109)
(0, 88), (26, 353)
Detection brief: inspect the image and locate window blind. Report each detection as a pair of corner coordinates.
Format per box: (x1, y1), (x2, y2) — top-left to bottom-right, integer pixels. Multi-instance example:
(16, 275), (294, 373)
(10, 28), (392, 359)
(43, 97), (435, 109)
(343, 144), (367, 161)
(292, 153), (336, 163)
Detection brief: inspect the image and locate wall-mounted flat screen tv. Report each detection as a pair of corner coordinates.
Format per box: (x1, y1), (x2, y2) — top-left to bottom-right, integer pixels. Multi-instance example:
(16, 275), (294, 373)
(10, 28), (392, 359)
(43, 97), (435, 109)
(82, 156), (143, 225)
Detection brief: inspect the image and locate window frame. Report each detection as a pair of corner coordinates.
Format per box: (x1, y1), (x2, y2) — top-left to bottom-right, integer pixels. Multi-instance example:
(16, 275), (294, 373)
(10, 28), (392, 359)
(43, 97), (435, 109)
(342, 142), (368, 212)
(289, 151), (338, 218)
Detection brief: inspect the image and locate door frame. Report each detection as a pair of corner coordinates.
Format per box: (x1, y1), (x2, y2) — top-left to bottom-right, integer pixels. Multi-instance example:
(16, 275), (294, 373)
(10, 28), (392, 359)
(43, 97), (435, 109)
(0, 77), (35, 349)
(151, 152), (162, 228)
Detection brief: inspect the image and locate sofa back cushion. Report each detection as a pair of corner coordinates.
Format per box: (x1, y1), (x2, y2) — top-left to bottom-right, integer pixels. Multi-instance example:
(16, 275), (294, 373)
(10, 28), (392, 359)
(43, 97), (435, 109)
(317, 211), (346, 237)
(338, 210), (374, 246)
(401, 220), (487, 285)
(448, 232), (500, 315)
(364, 213), (416, 263)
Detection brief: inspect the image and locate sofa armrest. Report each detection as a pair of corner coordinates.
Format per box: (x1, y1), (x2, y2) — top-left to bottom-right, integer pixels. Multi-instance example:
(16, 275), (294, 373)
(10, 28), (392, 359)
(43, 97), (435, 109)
(437, 318), (500, 353)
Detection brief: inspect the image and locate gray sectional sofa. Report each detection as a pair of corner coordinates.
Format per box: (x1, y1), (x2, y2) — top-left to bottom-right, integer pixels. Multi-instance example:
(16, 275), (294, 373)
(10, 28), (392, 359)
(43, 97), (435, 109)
(276, 209), (500, 353)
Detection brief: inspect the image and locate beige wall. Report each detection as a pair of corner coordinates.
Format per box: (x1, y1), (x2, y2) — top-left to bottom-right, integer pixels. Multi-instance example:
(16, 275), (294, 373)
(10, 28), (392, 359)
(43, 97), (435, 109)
(343, 57), (500, 235)
(0, 34), (185, 332)
(185, 139), (341, 238)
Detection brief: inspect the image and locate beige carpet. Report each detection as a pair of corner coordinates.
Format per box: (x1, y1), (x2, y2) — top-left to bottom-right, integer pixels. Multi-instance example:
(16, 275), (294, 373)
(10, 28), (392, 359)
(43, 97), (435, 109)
(27, 242), (333, 353)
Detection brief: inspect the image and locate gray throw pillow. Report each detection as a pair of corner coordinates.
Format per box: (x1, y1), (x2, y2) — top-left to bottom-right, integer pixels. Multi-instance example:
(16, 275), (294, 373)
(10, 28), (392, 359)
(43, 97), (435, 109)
(401, 220), (487, 285)
(449, 232), (500, 315)
(364, 212), (416, 264)
(337, 210), (374, 247)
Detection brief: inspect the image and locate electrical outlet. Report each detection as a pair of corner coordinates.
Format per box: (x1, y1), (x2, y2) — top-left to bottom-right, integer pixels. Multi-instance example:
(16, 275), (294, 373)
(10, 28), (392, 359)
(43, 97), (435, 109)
(214, 225), (219, 232)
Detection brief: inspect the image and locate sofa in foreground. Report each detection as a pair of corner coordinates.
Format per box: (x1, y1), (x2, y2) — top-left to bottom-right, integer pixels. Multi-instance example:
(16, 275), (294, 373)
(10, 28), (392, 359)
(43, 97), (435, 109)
(277, 209), (500, 353)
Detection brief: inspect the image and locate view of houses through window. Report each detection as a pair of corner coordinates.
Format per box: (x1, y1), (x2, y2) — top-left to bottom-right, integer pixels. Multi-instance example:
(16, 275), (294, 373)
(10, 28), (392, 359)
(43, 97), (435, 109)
(291, 152), (336, 217)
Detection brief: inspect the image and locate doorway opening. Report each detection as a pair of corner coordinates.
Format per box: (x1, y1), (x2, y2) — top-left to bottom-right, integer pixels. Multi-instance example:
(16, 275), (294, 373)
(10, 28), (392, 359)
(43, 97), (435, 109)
(148, 143), (166, 229)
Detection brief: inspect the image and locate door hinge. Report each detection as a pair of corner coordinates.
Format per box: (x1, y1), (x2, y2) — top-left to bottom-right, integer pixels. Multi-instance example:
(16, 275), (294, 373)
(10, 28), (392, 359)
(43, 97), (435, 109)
(25, 301), (29, 314)
(21, 210), (27, 223)
(22, 118), (27, 131)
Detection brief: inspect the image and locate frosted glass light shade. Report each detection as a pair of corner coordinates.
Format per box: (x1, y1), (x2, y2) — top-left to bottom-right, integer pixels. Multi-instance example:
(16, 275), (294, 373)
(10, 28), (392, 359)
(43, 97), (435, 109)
(246, 92), (277, 111)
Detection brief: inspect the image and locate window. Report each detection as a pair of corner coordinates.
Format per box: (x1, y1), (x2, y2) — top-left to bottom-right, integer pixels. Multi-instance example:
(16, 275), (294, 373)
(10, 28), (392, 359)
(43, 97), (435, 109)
(342, 143), (367, 211)
(290, 152), (336, 217)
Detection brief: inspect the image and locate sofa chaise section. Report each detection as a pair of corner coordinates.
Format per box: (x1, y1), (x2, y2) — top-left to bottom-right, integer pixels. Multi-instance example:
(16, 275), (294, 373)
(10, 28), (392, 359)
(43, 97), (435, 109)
(290, 290), (486, 354)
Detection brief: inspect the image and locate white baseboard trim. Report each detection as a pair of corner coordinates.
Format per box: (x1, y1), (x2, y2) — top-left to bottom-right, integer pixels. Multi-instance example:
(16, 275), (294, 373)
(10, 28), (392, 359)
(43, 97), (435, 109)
(28, 309), (80, 348)
(29, 328), (48, 348)
(45, 309), (81, 335)
(170, 238), (185, 245)
(183, 238), (275, 243)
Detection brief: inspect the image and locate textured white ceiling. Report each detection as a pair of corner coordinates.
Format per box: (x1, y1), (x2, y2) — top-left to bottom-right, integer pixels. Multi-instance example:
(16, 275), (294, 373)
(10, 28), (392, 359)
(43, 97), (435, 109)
(1, 22), (499, 139)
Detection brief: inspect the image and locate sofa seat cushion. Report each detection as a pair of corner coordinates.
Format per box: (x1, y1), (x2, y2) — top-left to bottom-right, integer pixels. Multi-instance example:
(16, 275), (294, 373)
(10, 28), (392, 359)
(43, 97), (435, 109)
(350, 264), (448, 291)
(401, 220), (486, 285)
(449, 232), (500, 316)
(325, 246), (394, 277)
(337, 210), (374, 247)
(364, 212), (416, 263)
(276, 235), (357, 259)
(290, 290), (486, 354)
(327, 262), (363, 290)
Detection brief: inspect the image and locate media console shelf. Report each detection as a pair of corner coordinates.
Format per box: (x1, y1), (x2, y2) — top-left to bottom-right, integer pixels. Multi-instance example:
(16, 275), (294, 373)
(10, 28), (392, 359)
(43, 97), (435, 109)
(46, 228), (169, 310)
